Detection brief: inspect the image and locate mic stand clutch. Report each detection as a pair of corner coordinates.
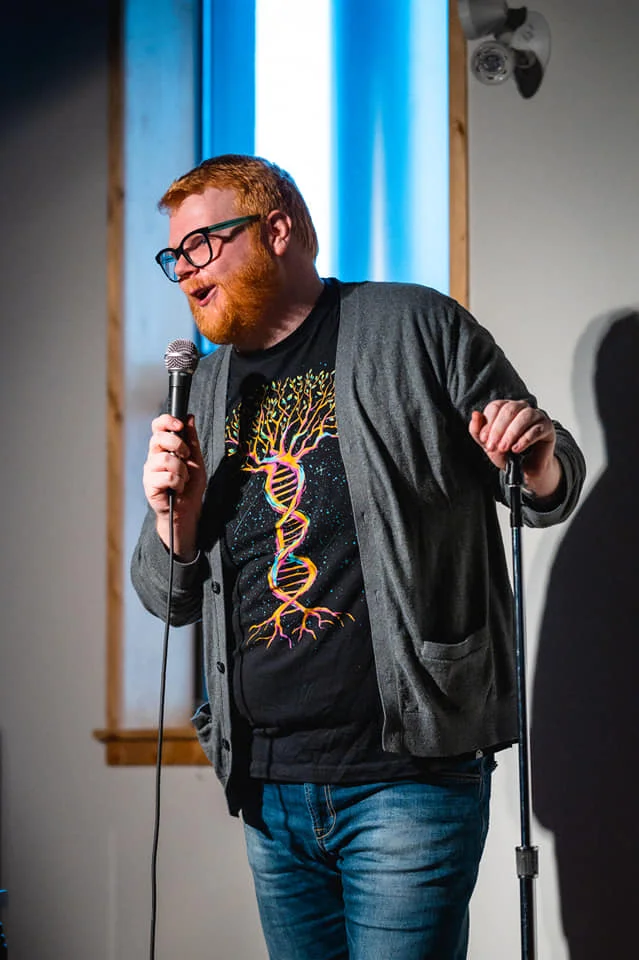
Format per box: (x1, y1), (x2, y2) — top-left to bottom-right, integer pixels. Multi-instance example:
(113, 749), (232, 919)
(507, 453), (538, 960)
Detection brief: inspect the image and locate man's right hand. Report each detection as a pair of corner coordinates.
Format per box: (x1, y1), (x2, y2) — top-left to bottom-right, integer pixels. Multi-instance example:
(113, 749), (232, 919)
(142, 413), (206, 561)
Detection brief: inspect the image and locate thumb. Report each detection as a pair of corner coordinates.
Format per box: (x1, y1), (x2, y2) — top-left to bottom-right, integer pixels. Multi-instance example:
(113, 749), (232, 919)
(185, 415), (204, 464)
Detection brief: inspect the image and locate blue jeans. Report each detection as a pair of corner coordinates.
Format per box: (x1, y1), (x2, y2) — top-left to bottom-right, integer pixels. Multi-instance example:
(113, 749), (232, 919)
(242, 755), (495, 959)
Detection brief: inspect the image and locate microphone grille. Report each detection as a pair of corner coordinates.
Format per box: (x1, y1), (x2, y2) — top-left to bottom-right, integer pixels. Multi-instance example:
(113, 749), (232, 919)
(164, 338), (200, 374)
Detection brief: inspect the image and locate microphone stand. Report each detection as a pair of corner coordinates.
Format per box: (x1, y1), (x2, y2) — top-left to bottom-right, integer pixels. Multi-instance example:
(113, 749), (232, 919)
(507, 453), (538, 960)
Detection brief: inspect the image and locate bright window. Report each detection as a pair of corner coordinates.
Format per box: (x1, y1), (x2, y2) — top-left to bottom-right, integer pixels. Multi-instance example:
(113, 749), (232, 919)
(99, 0), (467, 762)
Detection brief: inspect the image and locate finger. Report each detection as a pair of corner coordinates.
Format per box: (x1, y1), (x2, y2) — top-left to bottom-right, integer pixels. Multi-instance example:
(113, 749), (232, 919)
(183, 415), (204, 465)
(477, 400), (509, 444)
(160, 449), (190, 476)
(148, 429), (190, 460)
(468, 410), (486, 443)
(511, 417), (555, 454)
(146, 473), (182, 497)
(495, 409), (552, 453)
(152, 414), (185, 435)
(482, 401), (533, 451)
(144, 463), (189, 499)
(146, 450), (189, 484)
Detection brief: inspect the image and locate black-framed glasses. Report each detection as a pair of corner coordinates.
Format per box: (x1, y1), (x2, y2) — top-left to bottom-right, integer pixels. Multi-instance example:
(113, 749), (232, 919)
(155, 214), (261, 282)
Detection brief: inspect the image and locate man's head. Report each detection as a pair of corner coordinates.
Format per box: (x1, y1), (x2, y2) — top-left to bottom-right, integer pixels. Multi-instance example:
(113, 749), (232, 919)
(156, 155), (319, 347)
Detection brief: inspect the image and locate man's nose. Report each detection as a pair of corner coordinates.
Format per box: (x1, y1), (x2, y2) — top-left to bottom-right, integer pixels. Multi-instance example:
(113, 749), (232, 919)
(174, 253), (197, 282)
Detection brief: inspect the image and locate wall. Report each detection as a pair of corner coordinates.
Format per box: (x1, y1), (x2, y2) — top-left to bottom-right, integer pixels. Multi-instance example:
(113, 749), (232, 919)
(467, 1), (639, 957)
(0, 1), (637, 957)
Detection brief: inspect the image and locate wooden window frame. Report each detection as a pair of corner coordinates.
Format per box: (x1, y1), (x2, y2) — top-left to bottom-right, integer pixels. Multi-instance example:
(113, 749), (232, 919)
(95, 2), (468, 765)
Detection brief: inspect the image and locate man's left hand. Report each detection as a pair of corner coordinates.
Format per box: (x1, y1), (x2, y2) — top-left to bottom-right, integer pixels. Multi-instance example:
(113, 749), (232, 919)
(469, 400), (562, 500)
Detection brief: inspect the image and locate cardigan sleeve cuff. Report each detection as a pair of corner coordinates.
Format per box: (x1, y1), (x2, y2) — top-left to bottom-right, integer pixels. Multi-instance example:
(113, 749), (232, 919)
(144, 527), (203, 593)
(520, 449), (578, 528)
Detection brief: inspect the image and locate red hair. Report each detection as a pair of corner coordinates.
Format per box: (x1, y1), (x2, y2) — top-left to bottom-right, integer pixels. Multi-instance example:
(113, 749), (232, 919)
(159, 154), (319, 258)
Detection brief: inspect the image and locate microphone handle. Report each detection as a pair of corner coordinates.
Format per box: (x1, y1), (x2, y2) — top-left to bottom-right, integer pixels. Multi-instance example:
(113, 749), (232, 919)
(167, 370), (193, 427)
(167, 370), (193, 503)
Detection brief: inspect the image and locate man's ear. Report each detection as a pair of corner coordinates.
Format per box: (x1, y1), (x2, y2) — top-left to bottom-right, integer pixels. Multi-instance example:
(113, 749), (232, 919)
(264, 210), (292, 256)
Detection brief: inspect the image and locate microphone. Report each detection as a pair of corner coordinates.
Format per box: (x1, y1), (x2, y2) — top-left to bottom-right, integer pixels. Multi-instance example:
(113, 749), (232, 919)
(163, 338), (200, 428)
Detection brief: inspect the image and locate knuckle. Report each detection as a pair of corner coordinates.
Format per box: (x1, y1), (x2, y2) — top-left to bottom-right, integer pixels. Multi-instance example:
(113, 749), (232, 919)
(151, 415), (168, 433)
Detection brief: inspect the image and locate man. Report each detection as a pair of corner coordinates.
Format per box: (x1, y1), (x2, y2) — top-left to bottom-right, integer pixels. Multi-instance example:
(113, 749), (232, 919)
(132, 154), (585, 959)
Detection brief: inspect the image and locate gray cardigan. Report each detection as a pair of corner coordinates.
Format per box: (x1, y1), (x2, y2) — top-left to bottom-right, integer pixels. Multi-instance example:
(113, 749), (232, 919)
(131, 281), (585, 814)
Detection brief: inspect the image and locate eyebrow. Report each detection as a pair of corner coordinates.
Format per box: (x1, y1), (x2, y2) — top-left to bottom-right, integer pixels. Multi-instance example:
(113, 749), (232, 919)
(168, 215), (260, 253)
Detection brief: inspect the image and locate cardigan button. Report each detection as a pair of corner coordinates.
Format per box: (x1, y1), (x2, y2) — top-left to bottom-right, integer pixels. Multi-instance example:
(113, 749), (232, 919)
(211, 581), (221, 594)
(216, 661), (225, 674)
(221, 738), (231, 751)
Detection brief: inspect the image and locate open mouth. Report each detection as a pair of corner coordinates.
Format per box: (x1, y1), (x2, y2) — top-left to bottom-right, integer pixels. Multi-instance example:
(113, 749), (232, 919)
(190, 285), (216, 307)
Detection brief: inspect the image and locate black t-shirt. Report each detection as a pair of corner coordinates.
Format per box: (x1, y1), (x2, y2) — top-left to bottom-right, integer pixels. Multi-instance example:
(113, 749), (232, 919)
(221, 279), (427, 782)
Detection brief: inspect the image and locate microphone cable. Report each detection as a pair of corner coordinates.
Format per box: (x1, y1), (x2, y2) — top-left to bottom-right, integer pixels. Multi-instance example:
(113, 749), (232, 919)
(149, 339), (199, 958)
(149, 492), (176, 960)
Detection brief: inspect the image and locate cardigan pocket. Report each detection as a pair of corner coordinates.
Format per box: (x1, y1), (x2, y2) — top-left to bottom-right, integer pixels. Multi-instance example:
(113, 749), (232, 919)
(191, 700), (215, 760)
(415, 628), (493, 712)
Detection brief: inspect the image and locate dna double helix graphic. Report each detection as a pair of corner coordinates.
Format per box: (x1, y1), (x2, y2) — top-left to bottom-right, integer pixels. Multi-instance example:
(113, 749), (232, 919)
(227, 369), (353, 648)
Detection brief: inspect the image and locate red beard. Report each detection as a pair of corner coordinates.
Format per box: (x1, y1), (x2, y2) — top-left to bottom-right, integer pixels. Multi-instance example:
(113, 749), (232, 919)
(190, 240), (282, 347)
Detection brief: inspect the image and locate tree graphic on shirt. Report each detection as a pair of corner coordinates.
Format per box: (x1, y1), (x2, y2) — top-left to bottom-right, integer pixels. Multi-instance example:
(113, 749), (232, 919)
(226, 369), (354, 648)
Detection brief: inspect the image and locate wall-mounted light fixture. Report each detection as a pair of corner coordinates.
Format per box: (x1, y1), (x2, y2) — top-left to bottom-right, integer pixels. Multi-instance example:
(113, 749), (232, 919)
(458, 0), (551, 98)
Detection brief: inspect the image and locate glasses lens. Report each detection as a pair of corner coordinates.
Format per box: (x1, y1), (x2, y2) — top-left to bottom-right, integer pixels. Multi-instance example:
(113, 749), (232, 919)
(158, 251), (179, 281)
(183, 231), (214, 268)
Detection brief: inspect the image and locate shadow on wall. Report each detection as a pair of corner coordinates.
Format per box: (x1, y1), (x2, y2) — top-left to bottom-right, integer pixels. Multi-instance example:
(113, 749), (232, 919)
(532, 310), (639, 959)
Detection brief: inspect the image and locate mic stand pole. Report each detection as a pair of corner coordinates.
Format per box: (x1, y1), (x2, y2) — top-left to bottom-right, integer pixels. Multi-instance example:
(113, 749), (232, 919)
(507, 453), (538, 960)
